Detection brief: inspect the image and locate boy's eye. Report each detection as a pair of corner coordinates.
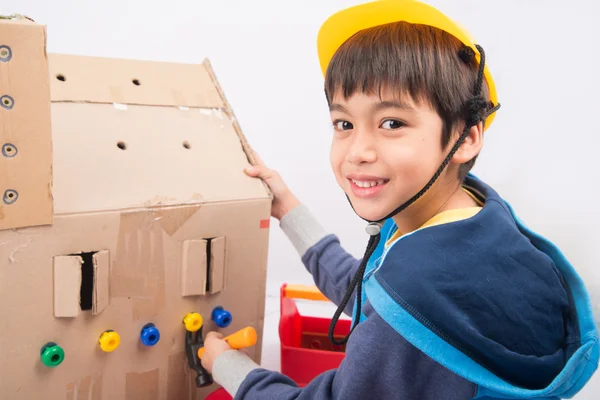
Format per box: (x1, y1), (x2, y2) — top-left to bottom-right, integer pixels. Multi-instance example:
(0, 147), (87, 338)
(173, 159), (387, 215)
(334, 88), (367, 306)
(381, 119), (404, 130)
(333, 120), (353, 130)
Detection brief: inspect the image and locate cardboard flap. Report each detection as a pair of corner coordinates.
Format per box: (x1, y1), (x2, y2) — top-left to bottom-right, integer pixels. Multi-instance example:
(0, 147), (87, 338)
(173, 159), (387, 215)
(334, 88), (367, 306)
(92, 250), (110, 315)
(209, 236), (226, 294)
(0, 18), (53, 231)
(48, 54), (225, 108)
(181, 239), (207, 297)
(53, 255), (82, 318)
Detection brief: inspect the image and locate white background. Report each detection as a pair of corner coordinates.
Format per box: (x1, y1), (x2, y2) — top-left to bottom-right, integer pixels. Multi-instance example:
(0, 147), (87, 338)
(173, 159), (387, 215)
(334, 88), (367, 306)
(3, 0), (599, 398)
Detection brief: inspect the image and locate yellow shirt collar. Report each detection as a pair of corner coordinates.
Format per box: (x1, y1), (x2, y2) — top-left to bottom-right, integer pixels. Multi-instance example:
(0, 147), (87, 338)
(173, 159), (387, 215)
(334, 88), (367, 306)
(385, 187), (484, 247)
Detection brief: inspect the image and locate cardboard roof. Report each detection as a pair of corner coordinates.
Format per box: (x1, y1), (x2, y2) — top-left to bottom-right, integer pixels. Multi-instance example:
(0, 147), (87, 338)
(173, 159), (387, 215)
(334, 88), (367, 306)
(46, 54), (269, 215)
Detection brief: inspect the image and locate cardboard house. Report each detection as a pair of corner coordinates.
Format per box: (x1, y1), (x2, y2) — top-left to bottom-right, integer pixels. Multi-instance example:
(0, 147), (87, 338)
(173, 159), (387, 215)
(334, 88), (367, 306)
(0, 16), (271, 399)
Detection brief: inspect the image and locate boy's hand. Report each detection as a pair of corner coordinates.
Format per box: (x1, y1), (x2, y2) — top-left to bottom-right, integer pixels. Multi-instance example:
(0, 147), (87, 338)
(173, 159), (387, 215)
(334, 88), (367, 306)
(245, 151), (300, 220)
(200, 331), (233, 374)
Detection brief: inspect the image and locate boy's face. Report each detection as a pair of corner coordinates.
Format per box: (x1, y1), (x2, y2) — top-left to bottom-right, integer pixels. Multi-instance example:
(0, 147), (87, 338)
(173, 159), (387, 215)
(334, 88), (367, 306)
(329, 89), (450, 222)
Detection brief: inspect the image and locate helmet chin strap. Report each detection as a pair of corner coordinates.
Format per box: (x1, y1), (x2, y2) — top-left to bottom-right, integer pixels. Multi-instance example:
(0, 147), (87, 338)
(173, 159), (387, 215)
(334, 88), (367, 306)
(328, 44), (501, 346)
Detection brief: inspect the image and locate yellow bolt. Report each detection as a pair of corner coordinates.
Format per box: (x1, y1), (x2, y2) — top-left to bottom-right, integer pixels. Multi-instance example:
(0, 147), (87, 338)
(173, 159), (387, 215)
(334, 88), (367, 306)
(98, 330), (121, 352)
(183, 312), (203, 332)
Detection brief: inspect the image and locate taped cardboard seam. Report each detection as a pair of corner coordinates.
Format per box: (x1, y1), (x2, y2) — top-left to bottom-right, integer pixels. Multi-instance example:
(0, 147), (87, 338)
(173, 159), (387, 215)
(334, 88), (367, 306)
(51, 98), (227, 111)
(202, 58), (273, 200)
(53, 196), (270, 218)
(126, 368), (159, 400)
(168, 352), (197, 400)
(109, 86), (125, 105)
(112, 209), (166, 321)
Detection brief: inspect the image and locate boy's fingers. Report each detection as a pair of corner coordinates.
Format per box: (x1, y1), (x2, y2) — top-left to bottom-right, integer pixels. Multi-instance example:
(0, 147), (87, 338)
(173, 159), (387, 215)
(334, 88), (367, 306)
(205, 331), (224, 341)
(245, 165), (274, 180)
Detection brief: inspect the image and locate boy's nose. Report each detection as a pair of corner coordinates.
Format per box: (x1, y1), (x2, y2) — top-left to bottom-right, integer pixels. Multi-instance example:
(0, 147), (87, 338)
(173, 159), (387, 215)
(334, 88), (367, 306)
(346, 130), (377, 165)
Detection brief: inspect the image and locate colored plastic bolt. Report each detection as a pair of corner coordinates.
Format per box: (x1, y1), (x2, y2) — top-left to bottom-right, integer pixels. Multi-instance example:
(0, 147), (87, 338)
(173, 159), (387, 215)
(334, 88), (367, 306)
(40, 342), (65, 368)
(98, 330), (121, 352)
(183, 312), (203, 332)
(140, 323), (161, 346)
(211, 306), (232, 328)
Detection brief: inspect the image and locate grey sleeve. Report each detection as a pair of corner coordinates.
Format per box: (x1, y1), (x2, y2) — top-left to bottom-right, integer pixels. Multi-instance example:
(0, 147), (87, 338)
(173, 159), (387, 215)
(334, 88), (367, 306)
(280, 204), (362, 315)
(230, 302), (477, 400)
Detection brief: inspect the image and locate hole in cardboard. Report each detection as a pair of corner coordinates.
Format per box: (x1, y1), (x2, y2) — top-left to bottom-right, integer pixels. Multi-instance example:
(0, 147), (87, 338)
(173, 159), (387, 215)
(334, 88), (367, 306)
(132, 79), (141, 86)
(205, 238), (212, 294)
(3, 189), (18, 204)
(69, 251), (97, 311)
(0, 45), (11, 62)
(117, 141), (126, 150)
(183, 141), (191, 149)
(2, 143), (17, 157)
(0, 95), (14, 109)
(56, 74), (66, 82)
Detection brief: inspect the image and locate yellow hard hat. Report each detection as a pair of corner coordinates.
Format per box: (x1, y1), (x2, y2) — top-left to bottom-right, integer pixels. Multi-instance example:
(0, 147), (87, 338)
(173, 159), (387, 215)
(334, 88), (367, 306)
(317, 0), (498, 129)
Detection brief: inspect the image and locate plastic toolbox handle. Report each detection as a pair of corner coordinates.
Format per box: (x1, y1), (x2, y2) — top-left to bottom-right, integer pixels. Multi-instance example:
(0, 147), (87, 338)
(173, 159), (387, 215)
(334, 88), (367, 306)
(283, 284), (329, 302)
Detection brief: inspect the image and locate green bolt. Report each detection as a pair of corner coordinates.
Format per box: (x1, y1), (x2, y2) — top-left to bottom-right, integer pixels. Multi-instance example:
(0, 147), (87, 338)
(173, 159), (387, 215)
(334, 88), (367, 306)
(40, 342), (65, 367)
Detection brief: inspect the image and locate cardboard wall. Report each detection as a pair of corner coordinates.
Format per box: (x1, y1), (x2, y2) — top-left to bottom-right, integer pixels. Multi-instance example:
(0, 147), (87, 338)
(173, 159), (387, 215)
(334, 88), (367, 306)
(0, 200), (270, 399)
(0, 16), (271, 400)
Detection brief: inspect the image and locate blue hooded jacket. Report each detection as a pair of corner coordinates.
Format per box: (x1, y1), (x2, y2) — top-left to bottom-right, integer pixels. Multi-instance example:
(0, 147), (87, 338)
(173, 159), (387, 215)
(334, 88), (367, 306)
(234, 174), (598, 399)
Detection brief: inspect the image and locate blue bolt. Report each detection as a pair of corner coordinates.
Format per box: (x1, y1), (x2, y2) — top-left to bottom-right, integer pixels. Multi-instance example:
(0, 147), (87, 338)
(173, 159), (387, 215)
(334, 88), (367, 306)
(140, 323), (160, 346)
(211, 306), (232, 328)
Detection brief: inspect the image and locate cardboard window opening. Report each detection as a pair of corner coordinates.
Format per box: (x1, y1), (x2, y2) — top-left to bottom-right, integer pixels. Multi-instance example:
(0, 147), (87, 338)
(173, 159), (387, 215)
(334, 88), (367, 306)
(52, 250), (110, 317)
(181, 236), (226, 296)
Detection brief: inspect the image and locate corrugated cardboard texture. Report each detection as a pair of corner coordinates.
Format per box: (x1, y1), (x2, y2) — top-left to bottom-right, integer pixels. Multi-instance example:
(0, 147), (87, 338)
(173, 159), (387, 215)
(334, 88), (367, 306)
(66, 374), (103, 400)
(0, 19), (53, 230)
(48, 54), (225, 109)
(0, 200), (270, 399)
(51, 103), (268, 213)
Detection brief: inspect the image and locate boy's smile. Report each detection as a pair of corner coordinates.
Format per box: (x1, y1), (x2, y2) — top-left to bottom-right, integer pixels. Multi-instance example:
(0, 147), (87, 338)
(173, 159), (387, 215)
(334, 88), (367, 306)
(347, 173), (390, 199)
(329, 88), (480, 231)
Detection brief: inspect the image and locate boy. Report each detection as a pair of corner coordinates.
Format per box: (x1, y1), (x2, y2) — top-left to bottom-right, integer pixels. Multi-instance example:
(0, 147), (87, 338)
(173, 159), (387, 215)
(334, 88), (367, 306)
(201, 1), (598, 399)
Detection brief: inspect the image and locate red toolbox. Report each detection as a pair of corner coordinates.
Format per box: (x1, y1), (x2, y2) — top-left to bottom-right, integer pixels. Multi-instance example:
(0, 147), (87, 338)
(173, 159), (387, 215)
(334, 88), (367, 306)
(279, 283), (350, 387)
(207, 283), (349, 398)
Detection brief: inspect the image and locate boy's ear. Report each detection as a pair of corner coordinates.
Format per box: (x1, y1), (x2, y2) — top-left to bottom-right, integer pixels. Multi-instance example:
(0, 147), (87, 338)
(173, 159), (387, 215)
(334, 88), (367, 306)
(452, 121), (484, 164)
